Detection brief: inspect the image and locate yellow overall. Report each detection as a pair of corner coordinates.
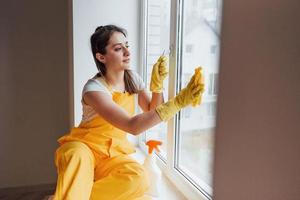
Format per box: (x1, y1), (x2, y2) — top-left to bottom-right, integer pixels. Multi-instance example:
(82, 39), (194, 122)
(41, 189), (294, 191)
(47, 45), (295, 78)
(53, 88), (151, 200)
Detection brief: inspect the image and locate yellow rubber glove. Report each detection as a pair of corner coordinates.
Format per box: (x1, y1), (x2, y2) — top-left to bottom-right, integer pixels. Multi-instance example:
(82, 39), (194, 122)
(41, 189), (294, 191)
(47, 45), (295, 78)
(150, 55), (168, 93)
(155, 67), (204, 121)
(192, 67), (205, 106)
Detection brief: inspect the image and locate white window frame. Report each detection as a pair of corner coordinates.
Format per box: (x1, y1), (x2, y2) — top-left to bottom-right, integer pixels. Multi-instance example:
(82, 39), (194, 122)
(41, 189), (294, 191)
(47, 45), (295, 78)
(138, 0), (213, 199)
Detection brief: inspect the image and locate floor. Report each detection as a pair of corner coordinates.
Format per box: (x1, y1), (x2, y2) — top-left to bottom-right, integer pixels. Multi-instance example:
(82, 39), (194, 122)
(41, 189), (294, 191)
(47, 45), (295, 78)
(0, 184), (55, 200)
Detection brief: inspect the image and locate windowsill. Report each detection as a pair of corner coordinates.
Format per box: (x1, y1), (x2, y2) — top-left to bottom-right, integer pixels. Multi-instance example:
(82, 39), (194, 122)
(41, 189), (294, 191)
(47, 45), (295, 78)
(130, 148), (187, 200)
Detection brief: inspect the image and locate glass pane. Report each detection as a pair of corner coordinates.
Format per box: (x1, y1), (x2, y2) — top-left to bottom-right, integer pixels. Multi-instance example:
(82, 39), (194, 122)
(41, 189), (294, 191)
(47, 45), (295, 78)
(177, 0), (222, 195)
(143, 0), (171, 160)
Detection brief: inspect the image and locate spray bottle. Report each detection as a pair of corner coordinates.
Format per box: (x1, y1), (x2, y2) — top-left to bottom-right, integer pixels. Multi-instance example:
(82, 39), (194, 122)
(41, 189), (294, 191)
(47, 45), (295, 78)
(143, 140), (162, 197)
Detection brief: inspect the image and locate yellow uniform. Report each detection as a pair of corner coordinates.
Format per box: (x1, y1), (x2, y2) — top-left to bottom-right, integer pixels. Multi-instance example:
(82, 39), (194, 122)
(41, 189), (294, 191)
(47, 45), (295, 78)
(53, 83), (151, 200)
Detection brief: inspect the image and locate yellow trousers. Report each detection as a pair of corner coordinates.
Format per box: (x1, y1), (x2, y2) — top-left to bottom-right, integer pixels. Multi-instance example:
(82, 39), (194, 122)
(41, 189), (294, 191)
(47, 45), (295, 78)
(53, 141), (151, 200)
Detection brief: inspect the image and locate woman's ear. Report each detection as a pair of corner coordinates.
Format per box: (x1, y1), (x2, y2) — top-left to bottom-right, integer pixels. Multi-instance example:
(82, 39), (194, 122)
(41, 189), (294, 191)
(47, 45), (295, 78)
(96, 53), (106, 63)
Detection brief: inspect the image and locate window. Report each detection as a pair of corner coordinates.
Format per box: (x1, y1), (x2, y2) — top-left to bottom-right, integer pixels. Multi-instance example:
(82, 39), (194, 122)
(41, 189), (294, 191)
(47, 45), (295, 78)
(141, 0), (171, 161)
(140, 0), (222, 199)
(185, 44), (194, 53)
(208, 73), (218, 96)
(210, 45), (217, 54)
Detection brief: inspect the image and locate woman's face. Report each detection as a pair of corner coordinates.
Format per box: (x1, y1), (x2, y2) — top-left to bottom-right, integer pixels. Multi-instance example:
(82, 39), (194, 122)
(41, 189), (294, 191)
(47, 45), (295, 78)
(100, 31), (131, 71)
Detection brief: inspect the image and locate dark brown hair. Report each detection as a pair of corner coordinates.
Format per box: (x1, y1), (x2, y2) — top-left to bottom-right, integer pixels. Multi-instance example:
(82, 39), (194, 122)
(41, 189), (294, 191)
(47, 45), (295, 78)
(90, 25), (139, 94)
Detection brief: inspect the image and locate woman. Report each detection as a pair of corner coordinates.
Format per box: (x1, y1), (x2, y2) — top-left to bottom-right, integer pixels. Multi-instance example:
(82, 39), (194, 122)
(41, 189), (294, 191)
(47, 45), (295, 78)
(53, 25), (204, 200)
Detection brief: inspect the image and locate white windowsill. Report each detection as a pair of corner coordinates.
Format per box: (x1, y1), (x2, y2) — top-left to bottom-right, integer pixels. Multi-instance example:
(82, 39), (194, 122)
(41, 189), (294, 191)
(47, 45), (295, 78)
(130, 148), (187, 200)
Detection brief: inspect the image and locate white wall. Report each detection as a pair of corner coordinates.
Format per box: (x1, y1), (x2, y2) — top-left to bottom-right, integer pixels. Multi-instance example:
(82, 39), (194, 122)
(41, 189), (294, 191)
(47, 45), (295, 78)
(213, 0), (300, 199)
(73, 0), (141, 125)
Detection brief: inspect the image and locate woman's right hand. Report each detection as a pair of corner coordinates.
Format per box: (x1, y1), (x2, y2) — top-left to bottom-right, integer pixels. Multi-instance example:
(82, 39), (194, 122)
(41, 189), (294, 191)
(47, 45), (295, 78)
(150, 55), (168, 93)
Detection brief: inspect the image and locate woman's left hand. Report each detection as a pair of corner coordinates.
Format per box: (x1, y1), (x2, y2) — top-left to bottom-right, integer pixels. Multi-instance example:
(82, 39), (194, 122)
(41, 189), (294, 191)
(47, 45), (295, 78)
(150, 55), (168, 93)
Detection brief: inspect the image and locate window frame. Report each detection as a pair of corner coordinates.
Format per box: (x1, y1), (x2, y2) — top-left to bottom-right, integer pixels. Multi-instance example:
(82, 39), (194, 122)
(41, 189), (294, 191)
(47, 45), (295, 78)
(138, 0), (214, 199)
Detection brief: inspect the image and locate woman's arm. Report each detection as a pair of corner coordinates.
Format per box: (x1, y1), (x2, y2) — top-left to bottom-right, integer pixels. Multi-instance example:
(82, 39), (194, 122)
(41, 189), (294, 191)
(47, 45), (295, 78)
(150, 92), (164, 110)
(138, 90), (164, 112)
(84, 67), (204, 135)
(84, 91), (162, 135)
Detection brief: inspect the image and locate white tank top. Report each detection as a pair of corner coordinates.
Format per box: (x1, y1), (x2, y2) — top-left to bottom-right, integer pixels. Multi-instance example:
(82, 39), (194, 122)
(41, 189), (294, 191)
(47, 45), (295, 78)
(80, 71), (145, 123)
